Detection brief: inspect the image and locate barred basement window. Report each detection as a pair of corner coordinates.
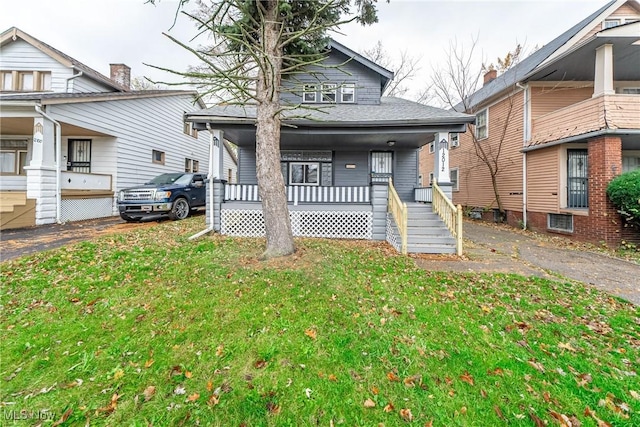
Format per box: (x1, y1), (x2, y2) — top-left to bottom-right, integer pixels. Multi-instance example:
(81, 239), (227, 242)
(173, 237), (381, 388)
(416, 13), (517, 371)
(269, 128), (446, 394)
(548, 213), (573, 232)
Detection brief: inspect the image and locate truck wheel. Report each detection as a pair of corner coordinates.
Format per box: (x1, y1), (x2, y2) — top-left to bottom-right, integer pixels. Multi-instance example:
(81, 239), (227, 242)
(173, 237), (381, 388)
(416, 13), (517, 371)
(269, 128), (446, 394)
(169, 198), (190, 220)
(120, 212), (140, 222)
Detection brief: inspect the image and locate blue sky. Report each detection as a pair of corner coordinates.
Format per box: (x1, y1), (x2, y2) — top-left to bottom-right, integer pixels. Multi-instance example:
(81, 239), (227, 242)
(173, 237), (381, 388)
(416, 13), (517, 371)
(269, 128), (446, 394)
(0, 0), (606, 98)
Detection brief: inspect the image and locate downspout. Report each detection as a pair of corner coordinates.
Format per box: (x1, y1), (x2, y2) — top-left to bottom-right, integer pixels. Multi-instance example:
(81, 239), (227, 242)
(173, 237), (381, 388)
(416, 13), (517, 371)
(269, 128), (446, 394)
(189, 122), (216, 240)
(35, 104), (62, 224)
(65, 71), (83, 92)
(516, 82), (529, 230)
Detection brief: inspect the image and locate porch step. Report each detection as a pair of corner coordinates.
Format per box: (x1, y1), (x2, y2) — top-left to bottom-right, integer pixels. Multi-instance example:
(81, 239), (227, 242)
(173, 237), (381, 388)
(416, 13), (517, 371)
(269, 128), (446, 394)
(393, 202), (457, 254)
(0, 192), (35, 230)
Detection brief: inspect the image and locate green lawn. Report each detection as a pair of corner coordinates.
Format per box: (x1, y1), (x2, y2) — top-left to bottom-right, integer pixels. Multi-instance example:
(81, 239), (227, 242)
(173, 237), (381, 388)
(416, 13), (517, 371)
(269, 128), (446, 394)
(1, 217), (638, 426)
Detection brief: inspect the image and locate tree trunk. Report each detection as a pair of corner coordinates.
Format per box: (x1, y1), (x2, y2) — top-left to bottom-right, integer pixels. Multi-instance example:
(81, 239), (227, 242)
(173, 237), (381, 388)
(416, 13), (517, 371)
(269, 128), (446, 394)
(255, 1), (295, 258)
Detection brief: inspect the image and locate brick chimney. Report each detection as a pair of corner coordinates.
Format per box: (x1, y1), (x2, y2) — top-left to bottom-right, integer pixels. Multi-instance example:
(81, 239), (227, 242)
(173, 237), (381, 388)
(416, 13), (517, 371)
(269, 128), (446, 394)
(110, 64), (131, 90)
(483, 69), (497, 86)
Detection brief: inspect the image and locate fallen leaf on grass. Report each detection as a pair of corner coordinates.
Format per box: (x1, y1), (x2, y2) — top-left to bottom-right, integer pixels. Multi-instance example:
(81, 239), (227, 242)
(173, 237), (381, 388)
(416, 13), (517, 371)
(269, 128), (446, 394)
(207, 394), (220, 406)
(383, 403), (395, 412)
(113, 369), (124, 380)
(52, 408), (72, 426)
(184, 371), (193, 379)
(364, 398), (376, 408)
(207, 380), (214, 392)
(174, 385), (186, 395)
(143, 385), (156, 402)
(494, 406), (505, 420)
(328, 374), (337, 382)
(425, 421), (433, 427)
(144, 359), (154, 368)
(266, 401), (281, 414)
(488, 367), (504, 376)
(460, 371), (474, 386)
(403, 374), (421, 388)
(630, 390), (640, 400)
(399, 408), (413, 422)
(96, 393), (121, 415)
(187, 392), (200, 402)
(170, 365), (183, 377)
(304, 328), (317, 340)
(529, 412), (545, 427)
(216, 344), (224, 357)
(558, 342), (578, 352)
(528, 359), (545, 373)
(387, 372), (400, 382)
(549, 410), (575, 426)
(254, 359), (267, 369)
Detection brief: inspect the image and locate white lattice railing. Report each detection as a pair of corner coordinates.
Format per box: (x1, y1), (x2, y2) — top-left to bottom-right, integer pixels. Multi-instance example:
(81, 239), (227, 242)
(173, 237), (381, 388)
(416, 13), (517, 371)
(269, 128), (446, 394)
(224, 184), (371, 203)
(414, 187), (433, 203)
(432, 180), (463, 256)
(221, 209), (372, 239)
(388, 178), (407, 255)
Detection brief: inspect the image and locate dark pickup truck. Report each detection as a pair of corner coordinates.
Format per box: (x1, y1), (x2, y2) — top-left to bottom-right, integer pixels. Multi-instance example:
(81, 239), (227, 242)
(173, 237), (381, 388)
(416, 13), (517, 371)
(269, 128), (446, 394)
(117, 172), (206, 222)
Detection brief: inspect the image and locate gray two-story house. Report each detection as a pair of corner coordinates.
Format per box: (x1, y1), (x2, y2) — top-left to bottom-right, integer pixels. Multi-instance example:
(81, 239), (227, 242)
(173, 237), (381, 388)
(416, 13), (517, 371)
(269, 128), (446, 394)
(186, 40), (474, 254)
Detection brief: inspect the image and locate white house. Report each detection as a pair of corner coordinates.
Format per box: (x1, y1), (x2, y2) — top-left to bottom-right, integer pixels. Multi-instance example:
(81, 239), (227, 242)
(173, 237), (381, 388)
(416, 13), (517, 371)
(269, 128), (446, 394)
(0, 26), (237, 230)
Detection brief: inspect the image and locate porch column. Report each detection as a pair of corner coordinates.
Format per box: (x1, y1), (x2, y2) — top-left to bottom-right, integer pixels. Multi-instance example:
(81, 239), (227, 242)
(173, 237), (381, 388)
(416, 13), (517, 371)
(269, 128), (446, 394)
(433, 132), (453, 199)
(593, 44), (614, 98)
(586, 136), (622, 247)
(24, 117), (57, 225)
(209, 129), (224, 179)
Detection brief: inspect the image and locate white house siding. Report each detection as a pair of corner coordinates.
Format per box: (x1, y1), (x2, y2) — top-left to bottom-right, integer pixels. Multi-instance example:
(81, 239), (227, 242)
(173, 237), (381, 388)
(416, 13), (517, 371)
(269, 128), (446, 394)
(0, 39), (74, 92)
(70, 76), (116, 93)
(0, 176), (27, 191)
(49, 94), (209, 191)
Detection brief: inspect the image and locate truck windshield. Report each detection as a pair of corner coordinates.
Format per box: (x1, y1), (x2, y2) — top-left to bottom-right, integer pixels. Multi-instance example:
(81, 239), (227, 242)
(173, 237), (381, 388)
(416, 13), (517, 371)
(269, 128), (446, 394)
(146, 173), (192, 185)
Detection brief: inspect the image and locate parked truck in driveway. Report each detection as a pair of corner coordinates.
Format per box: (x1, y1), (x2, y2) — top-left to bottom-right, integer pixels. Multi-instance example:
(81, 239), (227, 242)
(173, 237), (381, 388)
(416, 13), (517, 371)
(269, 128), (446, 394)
(117, 173), (206, 222)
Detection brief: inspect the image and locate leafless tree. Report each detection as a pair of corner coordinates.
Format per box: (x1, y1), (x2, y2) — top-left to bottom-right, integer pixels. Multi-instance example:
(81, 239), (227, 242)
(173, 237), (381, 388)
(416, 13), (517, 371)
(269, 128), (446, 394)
(361, 41), (421, 98)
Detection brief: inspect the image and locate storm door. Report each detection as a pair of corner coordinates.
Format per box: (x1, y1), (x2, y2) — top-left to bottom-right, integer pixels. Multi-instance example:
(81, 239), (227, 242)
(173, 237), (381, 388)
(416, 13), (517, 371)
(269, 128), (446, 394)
(67, 139), (91, 173)
(371, 151), (393, 183)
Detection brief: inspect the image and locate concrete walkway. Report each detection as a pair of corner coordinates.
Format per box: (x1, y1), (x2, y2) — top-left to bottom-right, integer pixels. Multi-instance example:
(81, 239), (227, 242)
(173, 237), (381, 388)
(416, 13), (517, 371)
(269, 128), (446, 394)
(416, 220), (640, 305)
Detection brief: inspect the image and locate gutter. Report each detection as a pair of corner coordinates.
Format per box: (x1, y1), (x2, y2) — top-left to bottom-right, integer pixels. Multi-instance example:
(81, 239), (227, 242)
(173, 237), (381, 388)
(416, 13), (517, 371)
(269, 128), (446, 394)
(189, 123), (217, 240)
(516, 82), (529, 230)
(65, 71), (83, 92)
(34, 104), (62, 224)
(521, 128), (640, 152)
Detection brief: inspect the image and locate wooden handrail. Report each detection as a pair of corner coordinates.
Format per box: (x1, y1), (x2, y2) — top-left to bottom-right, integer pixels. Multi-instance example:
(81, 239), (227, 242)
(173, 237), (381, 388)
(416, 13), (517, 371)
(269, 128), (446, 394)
(388, 178), (408, 254)
(432, 180), (463, 256)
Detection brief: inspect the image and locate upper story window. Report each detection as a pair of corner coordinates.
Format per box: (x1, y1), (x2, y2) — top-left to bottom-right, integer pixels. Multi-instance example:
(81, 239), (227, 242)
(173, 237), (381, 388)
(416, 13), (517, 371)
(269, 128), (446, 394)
(303, 84), (317, 103)
(450, 133), (460, 148)
(341, 84), (355, 103)
(603, 19), (621, 29)
(1, 71), (52, 92)
(183, 121), (198, 138)
(321, 84), (337, 103)
(476, 109), (488, 140)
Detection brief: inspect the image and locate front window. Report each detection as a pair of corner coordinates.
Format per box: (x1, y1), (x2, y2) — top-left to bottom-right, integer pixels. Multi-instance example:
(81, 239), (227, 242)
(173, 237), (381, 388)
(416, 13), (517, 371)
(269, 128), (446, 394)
(0, 140), (29, 175)
(476, 109), (488, 140)
(289, 162), (319, 185)
(450, 168), (459, 191)
(567, 149), (588, 208)
(321, 84), (337, 103)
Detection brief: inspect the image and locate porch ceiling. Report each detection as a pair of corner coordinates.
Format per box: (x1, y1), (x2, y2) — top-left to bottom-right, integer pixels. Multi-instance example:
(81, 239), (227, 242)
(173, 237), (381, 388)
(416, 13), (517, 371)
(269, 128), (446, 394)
(1, 117), (110, 137)
(210, 124), (466, 149)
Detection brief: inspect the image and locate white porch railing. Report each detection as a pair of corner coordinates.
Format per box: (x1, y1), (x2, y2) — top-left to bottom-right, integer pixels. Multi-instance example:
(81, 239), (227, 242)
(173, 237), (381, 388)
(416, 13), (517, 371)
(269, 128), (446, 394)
(388, 178), (408, 255)
(224, 184), (371, 204)
(61, 171), (112, 190)
(414, 186), (433, 203)
(432, 180), (463, 256)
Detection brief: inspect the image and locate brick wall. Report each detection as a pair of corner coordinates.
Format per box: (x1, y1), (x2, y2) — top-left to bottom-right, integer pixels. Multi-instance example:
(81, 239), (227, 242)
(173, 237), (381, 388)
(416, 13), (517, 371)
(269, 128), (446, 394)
(586, 136), (623, 246)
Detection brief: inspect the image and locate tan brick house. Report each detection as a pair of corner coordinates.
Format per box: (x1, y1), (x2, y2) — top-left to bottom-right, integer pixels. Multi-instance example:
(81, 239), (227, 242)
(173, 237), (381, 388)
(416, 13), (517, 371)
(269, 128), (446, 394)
(420, 0), (640, 247)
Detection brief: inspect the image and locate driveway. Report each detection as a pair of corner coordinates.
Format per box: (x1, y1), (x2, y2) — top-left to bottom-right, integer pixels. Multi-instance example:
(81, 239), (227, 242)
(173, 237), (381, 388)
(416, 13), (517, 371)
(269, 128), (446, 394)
(416, 220), (640, 306)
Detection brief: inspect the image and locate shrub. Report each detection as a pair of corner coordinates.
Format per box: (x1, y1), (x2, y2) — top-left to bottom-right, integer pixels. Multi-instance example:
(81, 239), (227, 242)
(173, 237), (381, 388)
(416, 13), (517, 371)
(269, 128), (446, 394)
(606, 169), (640, 226)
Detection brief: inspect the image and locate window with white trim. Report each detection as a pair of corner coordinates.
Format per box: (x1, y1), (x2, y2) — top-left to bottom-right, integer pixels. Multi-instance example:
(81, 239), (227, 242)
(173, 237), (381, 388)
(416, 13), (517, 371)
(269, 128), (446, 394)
(303, 84), (317, 103)
(0, 71), (51, 92)
(450, 133), (459, 147)
(450, 168), (459, 191)
(321, 84), (337, 103)
(0, 140), (29, 175)
(623, 155), (640, 172)
(476, 109), (488, 140)
(289, 162), (319, 185)
(603, 19), (621, 29)
(341, 84), (355, 103)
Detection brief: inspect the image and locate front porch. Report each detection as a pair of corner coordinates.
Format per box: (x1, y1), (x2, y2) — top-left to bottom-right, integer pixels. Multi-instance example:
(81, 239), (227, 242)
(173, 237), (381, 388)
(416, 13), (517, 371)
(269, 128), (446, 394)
(208, 180), (462, 255)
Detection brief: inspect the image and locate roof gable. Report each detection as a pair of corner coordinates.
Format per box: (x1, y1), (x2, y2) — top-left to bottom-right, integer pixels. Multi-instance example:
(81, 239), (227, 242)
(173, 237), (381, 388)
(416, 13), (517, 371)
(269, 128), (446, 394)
(461, 0), (634, 111)
(0, 26), (128, 92)
(329, 39), (394, 93)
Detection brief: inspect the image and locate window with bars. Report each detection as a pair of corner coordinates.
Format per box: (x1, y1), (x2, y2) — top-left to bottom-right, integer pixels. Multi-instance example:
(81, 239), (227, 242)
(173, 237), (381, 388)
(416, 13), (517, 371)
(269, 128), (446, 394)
(567, 149), (588, 208)
(548, 214), (573, 232)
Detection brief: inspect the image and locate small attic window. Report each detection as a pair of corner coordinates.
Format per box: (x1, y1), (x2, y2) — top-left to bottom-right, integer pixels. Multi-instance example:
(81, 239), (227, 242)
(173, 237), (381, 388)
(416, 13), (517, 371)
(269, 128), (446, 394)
(303, 84), (317, 103)
(603, 19), (621, 29)
(321, 84), (337, 103)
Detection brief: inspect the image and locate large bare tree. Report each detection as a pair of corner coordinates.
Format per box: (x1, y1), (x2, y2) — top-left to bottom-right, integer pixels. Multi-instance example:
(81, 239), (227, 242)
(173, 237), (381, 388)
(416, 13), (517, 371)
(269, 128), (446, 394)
(431, 37), (523, 219)
(361, 41), (420, 98)
(147, 0), (382, 258)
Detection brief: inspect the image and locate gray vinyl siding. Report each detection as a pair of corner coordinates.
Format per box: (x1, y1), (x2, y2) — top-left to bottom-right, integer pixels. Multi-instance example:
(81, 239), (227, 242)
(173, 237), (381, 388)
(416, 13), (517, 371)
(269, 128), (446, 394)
(236, 147), (420, 202)
(69, 75), (116, 93)
(0, 39), (73, 92)
(48, 94), (210, 191)
(223, 144), (238, 183)
(280, 50), (383, 106)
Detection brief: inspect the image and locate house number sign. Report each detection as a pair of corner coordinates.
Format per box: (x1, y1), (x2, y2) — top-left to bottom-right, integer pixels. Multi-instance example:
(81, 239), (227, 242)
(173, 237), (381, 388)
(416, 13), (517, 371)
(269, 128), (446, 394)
(33, 119), (44, 144)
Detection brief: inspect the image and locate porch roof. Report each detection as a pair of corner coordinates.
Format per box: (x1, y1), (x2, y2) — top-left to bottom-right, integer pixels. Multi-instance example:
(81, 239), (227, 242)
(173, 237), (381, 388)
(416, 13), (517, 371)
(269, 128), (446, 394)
(186, 97), (475, 148)
(0, 90), (206, 108)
